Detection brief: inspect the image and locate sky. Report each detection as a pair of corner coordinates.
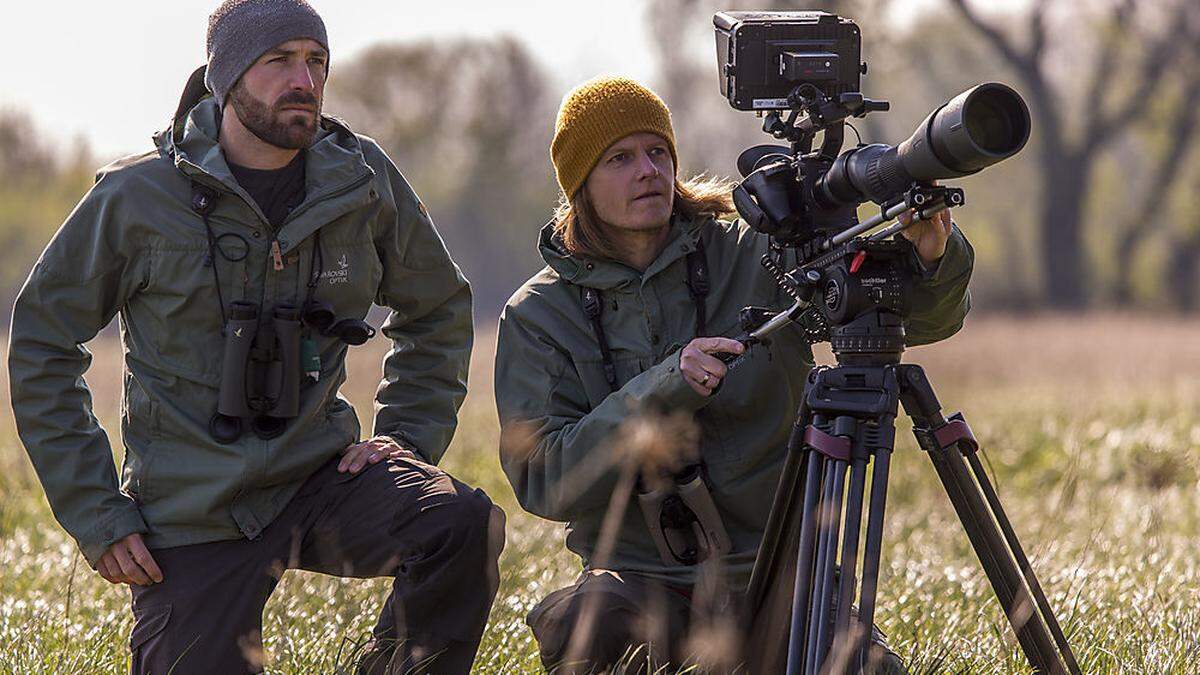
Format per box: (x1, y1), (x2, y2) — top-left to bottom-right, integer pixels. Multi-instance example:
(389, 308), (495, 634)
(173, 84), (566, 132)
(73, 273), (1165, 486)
(0, 0), (951, 160)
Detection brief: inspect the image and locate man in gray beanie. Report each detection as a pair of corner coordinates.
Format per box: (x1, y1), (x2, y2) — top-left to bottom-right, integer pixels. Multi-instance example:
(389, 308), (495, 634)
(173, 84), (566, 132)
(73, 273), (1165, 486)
(7, 0), (504, 673)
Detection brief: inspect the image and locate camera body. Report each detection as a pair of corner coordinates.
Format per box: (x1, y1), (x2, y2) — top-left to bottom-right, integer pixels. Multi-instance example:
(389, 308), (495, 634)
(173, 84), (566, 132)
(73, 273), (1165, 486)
(715, 11), (864, 111)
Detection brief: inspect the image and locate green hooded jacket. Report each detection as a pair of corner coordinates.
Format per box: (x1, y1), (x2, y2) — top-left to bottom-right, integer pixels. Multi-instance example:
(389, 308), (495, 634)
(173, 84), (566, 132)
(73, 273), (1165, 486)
(495, 215), (972, 586)
(8, 93), (472, 567)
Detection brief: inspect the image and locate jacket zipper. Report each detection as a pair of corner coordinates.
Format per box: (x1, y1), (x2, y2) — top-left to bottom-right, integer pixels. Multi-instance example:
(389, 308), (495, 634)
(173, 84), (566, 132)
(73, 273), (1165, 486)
(271, 240), (284, 271)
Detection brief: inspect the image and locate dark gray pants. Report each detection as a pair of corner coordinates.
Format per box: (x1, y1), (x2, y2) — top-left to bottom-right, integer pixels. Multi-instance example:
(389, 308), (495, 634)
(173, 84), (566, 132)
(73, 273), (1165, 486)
(527, 569), (906, 674)
(128, 455), (506, 675)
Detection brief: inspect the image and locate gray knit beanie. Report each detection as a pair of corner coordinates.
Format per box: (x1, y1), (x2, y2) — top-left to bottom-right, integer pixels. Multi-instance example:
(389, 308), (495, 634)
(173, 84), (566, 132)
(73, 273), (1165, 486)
(205, 0), (329, 107)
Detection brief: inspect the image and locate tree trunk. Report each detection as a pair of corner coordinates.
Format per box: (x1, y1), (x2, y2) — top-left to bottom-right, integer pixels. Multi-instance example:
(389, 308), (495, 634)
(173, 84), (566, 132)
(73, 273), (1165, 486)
(1167, 235), (1200, 312)
(1038, 151), (1090, 308)
(1111, 228), (1141, 306)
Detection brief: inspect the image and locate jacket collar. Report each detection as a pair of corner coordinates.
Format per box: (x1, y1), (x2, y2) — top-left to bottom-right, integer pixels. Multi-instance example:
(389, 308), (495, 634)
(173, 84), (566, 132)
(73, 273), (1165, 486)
(155, 68), (377, 256)
(538, 214), (705, 291)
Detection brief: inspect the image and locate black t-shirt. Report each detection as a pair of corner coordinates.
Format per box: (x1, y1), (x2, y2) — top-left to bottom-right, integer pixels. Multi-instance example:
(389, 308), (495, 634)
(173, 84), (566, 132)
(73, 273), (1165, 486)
(228, 150), (307, 229)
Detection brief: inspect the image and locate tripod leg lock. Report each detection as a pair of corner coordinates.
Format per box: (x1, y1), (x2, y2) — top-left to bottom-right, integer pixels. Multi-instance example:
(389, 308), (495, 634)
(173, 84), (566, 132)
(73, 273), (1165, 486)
(803, 424), (851, 461)
(916, 412), (979, 455)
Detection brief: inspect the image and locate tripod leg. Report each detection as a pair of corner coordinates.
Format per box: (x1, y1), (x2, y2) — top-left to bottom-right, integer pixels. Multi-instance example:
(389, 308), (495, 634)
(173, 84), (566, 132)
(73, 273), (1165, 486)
(854, 445), (892, 669)
(809, 458), (847, 674)
(897, 365), (1076, 675)
(804, 458), (834, 673)
(828, 453), (869, 672)
(964, 449), (1082, 674)
(748, 410), (811, 614)
(786, 449), (827, 675)
(835, 451), (864, 638)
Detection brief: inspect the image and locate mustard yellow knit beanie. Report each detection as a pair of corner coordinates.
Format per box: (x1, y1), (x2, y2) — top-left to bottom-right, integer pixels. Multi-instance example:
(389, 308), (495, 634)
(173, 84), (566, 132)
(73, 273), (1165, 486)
(551, 76), (678, 199)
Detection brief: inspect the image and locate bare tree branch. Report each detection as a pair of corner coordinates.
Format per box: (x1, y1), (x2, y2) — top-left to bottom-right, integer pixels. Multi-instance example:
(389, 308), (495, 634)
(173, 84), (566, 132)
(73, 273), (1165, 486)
(1027, 0), (1049, 67)
(1085, 1), (1195, 150)
(1077, 1), (1134, 144)
(944, 0), (1042, 88)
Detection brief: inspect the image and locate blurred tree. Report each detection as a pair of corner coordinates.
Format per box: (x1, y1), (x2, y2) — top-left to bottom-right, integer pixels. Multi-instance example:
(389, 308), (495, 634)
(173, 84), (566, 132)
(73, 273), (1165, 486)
(0, 110), (94, 314)
(326, 36), (558, 318)
(948, 0), (1200, 308)
(1110, 62), (1200, 307)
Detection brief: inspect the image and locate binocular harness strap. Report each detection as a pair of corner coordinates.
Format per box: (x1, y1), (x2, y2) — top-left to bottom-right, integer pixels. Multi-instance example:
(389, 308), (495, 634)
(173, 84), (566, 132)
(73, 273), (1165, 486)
(577, 236), (730, 566)
(191, 182), (228, 325)
(580, 236), (710, 394)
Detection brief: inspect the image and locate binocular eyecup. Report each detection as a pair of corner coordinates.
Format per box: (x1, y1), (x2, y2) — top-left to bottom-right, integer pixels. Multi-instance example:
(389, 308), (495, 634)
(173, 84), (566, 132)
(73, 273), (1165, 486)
(302, 300), (376, 346)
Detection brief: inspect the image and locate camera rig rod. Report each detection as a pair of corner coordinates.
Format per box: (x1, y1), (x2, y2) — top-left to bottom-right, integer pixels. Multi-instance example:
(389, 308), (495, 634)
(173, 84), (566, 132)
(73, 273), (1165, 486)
(830, 185), (964, 247)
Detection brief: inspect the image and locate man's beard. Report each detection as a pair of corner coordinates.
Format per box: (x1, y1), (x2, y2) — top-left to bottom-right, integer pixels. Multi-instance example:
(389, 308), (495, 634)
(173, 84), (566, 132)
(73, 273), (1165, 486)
(228, 83), (321, 150)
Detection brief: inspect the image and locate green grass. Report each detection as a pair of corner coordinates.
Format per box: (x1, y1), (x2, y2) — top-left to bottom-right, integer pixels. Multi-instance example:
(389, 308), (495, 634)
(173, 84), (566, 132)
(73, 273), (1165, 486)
(2, 313), (1199, 673)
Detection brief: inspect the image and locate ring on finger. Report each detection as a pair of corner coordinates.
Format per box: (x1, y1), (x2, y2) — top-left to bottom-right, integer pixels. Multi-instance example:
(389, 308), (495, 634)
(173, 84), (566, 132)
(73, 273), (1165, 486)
(699, 373), (711, 386)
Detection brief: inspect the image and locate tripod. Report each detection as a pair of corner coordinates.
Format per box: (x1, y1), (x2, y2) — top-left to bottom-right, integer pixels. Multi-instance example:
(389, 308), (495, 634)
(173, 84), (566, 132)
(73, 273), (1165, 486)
(742, 310), (1081, 675)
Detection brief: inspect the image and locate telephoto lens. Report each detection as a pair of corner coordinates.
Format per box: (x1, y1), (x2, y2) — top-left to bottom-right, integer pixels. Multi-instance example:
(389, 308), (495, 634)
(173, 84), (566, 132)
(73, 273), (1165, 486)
(817, 82), (1031, 207)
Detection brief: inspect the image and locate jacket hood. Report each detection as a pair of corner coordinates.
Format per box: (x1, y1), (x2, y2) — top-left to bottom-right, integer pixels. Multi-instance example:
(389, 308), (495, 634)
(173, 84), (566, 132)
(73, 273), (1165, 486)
(537, 215), (705, 291)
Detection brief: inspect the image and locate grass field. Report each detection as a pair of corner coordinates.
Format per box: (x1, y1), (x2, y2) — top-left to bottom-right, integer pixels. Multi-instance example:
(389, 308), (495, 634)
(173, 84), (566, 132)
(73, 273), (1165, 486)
(1, 313), (1198, 673)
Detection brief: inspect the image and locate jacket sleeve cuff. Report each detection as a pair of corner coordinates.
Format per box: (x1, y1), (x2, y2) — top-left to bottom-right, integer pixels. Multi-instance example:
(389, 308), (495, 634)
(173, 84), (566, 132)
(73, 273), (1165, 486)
(914, 222), (968, 284)
(78, 504), (149, 569)
(376, 432), (427, 462)
(633, 350), (713, 412)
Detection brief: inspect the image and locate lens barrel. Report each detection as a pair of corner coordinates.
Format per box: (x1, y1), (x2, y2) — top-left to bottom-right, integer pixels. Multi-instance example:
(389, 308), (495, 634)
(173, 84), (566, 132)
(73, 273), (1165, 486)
(899, 82), (1030, 179)
(216, 301), (259, 418)
(817, 82), (1030, 206)
(268, 304), (302, 419)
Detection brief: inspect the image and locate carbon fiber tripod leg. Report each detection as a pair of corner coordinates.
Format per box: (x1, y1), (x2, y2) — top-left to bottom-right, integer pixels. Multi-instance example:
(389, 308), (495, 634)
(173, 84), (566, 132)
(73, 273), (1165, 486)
(896, 364), (1080, 675)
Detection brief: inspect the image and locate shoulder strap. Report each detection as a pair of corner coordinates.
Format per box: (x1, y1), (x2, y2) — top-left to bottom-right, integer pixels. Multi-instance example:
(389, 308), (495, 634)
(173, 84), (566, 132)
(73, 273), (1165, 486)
(191, 182), (227, 324)
(578, 235), (710, 393)
(685, 235), (709, 336)
(581, 286), (619, 392)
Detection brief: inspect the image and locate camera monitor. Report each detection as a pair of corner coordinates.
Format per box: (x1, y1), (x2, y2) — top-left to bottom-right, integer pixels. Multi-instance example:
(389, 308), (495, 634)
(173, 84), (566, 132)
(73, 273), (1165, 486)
(714, 11), (864, 111)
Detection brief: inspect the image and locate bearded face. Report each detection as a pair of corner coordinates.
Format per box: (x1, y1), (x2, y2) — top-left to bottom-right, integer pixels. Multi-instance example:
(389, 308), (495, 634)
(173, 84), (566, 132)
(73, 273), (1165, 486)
(228, 78), (321, 150)
(225, 39), (328, 150)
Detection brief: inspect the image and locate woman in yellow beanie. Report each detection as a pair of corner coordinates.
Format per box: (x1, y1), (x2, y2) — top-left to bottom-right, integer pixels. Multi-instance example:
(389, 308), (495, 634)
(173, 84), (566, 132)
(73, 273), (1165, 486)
(495, 75), (972, 672)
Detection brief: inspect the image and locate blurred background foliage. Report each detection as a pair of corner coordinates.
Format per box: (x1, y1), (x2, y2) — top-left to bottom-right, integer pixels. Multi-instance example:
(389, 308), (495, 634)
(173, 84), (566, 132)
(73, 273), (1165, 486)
(1, 0), (1198, 317)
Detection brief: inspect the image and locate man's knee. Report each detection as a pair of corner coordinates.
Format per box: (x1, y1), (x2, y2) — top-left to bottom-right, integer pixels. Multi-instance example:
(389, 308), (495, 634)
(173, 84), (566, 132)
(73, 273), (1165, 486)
(528, 585), (643, 672)
(404, 484), (504, 574)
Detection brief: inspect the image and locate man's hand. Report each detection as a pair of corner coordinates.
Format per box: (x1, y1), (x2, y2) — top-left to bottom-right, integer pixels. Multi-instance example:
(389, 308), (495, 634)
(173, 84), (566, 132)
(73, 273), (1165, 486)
(680, 337), (745, 396)
(338, 435), (417, 474)
(97, 533), (162, 586)
(898, 204), (953, 269)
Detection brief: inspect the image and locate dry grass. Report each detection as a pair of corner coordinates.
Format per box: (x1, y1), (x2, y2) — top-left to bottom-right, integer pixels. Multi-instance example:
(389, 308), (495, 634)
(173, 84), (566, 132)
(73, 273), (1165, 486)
(1, 312), (1198, 673)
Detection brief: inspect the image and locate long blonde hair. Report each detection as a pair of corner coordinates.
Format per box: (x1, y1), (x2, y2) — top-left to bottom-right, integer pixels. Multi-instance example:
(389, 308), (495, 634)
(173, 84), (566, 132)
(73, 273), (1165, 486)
(552, 175), (737, 260)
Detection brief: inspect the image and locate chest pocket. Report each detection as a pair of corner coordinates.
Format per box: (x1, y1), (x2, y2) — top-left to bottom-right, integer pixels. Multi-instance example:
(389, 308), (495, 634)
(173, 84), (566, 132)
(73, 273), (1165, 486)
(574, 242), (710, 408)
(134, 227), (247, 381)
(306, 234), (383, 322)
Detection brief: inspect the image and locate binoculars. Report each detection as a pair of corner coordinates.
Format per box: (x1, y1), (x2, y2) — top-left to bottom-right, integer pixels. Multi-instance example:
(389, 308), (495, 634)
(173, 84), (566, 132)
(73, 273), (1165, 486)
(210, 301), (302, 443)
(637, 464), (732, 566)
(209, 299), (376, 443)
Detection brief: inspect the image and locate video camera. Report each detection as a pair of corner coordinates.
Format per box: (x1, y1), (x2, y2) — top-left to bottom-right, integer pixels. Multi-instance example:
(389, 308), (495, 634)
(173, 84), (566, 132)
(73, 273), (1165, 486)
(715, 10), (1030, 246)
(713, 10), (1030, 357)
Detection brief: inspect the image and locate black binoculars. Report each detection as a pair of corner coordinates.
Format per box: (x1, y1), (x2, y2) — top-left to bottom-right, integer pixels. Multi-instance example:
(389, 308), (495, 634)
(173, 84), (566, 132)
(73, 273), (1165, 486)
(301, 299), (376, 346)
(210, 301), (304, 443)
